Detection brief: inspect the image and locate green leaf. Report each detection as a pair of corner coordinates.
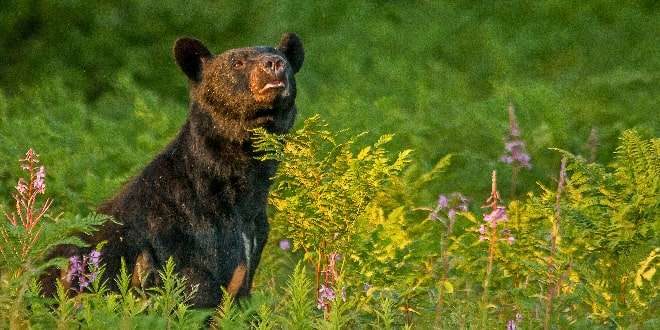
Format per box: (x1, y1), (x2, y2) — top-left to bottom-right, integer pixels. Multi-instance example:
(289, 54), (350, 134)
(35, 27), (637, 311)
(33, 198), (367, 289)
(442, 280), (454, 294)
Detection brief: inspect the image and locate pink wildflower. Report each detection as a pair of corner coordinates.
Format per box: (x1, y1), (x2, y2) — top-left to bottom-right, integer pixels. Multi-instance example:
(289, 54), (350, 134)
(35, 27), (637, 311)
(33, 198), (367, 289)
(317, 284), (336, 310)
(33, 166), (46, 193)
(484, 206), (507, 227)
(500, 103), (532, 169)
(278, 239), (291, 251)
(66, 250), (102, 292)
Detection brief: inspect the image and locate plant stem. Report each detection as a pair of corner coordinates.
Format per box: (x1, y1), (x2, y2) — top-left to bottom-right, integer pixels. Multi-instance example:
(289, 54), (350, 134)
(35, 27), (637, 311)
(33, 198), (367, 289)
(435, 218), (455, 326)
(315, 248), (323, 301)
(544, 157), (567, 330)
(481, 170), (501, 324)
(482, 223), (498, 306)
(510, 164), (519, 199)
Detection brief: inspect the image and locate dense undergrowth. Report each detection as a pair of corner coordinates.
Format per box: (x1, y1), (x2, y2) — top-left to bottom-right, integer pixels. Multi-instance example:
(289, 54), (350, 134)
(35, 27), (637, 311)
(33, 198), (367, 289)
(0, 0), (658, 329)
(0, 122), (657, 329)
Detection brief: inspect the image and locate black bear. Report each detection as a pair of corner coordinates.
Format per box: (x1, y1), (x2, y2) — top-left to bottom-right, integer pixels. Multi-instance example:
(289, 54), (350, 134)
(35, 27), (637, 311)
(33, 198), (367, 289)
(45, 33), (304, 307)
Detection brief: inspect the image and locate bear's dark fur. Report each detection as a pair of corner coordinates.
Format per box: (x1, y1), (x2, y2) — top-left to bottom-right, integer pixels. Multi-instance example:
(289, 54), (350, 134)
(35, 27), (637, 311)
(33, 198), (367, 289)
(43, 33), (304, 307)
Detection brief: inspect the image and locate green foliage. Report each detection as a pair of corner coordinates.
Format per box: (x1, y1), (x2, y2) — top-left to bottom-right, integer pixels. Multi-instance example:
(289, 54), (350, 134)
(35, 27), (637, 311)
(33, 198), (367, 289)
(279, 262), (315, 330)
(372, 297), (396, 330)
(149, 257), (199, 328)
(0, 120), (658, 329)
(254, 115), (411, 259)
(0, 1), (658, 328)
(1, 0), (658, 205)
(26, 256), (209, 329)
(115, 259), (150, 321)
(211, 287), (240, 329)
(554, 131), (658, 325)
(0, 77), (185, 214)
(0, 196), (109, 326)
(488, 130), (659, 328)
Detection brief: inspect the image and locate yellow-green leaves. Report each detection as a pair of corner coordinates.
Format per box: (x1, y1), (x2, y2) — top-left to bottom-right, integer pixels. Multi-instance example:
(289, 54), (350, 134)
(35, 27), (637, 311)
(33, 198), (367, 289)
(253, 114), (411, 258)
(634, 248), (658, 288)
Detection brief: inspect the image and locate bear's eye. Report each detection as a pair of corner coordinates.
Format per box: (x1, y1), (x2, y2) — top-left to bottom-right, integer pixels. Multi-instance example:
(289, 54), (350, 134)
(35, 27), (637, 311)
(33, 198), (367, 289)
(232, 59), (245, 69)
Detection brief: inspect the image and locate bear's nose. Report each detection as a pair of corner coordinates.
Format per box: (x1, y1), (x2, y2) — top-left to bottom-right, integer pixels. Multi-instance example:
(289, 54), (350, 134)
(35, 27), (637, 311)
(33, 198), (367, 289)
(261, 55), (285, 75)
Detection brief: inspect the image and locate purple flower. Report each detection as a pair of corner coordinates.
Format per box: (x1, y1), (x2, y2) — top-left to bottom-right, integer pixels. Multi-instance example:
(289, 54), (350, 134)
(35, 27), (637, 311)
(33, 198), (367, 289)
(484, 207), (507, 227)
(89, 250), (102, 267)
(66, 251), (103, 292)
(67, 256), (82, 283)
(514, 151), (532, 169)
(500, 139), (532, 169)
(79, 277), (91, 290)
(431, 192), (470, 222)
(500, 103), (532, 169)
(437, 194), (449, 209)
(507, 236), (515, 245)
(447, 208), (456, 221)
(317, 284), (336, 310)
(506, 319), (517, 330)
(505, 140), (524, 152)
(319, 285), (336, 300)
(500, 155), (513, 164)
(278, 239), (291, 251)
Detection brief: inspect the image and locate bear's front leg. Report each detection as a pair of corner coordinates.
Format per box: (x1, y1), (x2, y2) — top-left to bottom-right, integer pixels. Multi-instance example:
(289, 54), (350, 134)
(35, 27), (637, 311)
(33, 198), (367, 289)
(143, 228), (221, 307)
(246, 211), (269, 293)
(131, 250), (155, 289)
(178, 266), (222, 307)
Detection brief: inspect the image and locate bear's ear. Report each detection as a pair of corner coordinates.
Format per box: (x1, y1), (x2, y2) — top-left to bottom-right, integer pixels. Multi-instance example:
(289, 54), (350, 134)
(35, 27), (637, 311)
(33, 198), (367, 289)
(277, 33), (304, 74)
(173, 37), (213, 82)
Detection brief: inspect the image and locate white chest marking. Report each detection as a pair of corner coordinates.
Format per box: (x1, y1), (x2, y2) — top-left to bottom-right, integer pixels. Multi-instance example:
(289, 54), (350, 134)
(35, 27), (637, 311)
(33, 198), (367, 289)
(242, 232), (252, 272)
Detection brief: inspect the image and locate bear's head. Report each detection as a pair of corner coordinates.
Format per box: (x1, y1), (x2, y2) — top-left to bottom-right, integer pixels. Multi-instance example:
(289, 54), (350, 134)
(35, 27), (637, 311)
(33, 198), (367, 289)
(174, 33), (304, 142)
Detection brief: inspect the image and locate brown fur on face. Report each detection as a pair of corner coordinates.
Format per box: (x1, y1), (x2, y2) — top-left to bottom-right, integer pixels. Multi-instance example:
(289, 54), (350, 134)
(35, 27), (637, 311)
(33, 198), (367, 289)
(176, 34), (304, 142)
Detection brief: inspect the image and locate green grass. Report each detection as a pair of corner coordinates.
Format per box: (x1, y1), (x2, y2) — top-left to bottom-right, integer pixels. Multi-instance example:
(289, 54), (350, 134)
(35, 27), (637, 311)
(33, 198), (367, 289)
(1, 0), (657, 205)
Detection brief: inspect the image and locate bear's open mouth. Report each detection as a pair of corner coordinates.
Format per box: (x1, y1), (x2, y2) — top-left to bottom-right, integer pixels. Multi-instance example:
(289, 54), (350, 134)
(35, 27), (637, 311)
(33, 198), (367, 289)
(259, 80), (285, 93)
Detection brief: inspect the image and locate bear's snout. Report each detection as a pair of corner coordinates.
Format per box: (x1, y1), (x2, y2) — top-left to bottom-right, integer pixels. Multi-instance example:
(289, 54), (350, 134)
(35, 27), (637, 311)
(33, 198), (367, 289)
(259, 54), (286, 77)
(250, 54), (291, 104)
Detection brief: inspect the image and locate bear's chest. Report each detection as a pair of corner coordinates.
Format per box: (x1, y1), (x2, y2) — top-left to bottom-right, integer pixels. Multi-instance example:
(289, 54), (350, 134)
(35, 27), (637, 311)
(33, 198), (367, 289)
(184, 210), (257, 278)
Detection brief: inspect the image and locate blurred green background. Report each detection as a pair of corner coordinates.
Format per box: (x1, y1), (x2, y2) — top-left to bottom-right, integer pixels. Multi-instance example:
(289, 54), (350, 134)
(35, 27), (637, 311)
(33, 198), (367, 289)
(1, 0), (658, 213)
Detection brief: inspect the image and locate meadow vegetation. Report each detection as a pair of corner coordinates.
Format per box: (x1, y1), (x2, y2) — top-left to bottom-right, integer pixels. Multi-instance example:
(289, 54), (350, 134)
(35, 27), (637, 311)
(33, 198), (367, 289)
(0, 1), (658, 328)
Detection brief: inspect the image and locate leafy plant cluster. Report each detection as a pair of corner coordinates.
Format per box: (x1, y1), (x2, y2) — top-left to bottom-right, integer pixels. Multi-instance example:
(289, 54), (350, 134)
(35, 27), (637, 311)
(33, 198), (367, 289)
(256, 119), (659, 329)
(1, 117), (657, 329)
